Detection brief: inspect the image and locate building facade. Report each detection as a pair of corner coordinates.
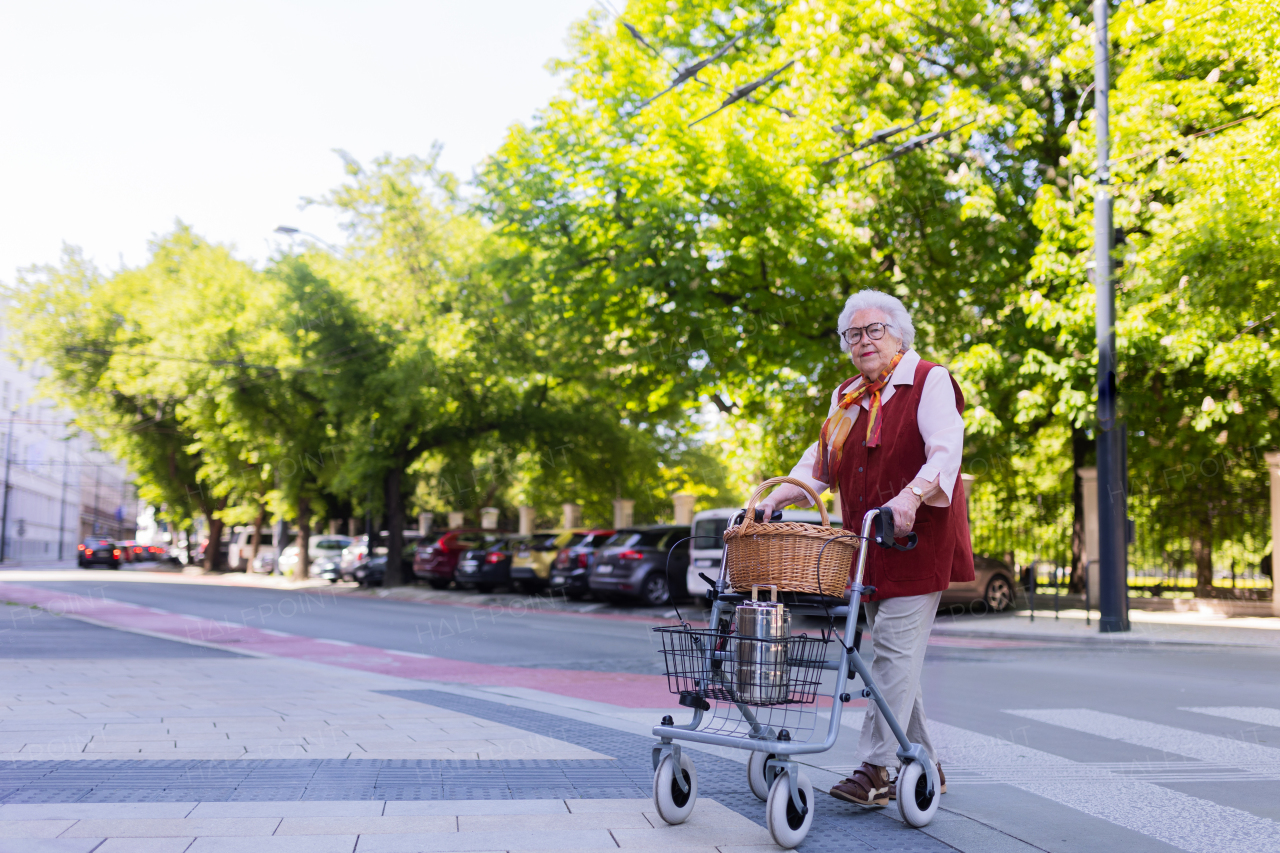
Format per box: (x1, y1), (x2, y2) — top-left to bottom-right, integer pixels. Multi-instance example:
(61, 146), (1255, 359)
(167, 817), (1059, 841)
(0, 318), (136, 563)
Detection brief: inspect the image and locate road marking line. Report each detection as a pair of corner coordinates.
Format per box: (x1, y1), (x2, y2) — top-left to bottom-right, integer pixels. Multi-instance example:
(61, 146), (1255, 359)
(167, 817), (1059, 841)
(1183, 707), (1280, 729)
(315, 638), (354, 646)
(383, 649), (435, 659)
(1005, 708), (1280, 775)
(928, 720), (1280, 853)
(259, 629), (292, 637)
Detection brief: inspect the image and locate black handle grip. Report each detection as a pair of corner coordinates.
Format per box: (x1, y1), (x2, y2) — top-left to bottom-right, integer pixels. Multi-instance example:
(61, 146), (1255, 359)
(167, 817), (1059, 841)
(753, 508), (785, 523)
(872, 507), (918, 551)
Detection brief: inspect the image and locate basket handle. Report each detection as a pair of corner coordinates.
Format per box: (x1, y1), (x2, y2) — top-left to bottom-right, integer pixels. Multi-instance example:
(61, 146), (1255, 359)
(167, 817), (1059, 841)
(742, 476), (831, 528)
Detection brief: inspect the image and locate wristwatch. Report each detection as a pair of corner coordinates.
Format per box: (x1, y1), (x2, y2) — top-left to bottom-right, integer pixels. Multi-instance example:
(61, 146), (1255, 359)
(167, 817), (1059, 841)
(909, 486), (925, 499)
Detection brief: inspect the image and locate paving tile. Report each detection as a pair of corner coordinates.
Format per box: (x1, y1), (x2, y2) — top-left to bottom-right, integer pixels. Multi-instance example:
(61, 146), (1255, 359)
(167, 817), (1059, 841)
(563, 798), (652, 813)
(97, 839), (195, 853)
(189, 837), (356, 853)
(355, 830), (618, 851)
(0, 819), (76, 837)
(62, 818), (281, 838)
(0, 840), (105, 853)
(384, 800), (568, 816)
(459, 812), (651, 831)
(190, 802), (385, 818)
(612, 822), (774, 848)
(275, 816), (456, 834)
(0, 803), (198, 820)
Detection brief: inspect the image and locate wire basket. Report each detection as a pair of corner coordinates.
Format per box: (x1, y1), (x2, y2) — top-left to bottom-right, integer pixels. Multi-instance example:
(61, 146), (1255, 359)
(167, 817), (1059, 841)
(723, 476), (857, 595)
(654, 625), (832, 707)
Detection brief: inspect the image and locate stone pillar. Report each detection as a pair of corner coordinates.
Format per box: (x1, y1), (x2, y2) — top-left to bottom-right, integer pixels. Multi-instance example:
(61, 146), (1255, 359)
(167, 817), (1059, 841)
(518, 506), (536, 535)
(418, 512), (433, 536)
(347, 518), (356, 537)
(1078, 467), (1101, 597)
(561, 503), (582, 530)
(612, 499), (634, 530)
(1267, 452), (1280, 617)
(672, 493), (697, 526)
(447, 511), (464, 529)
(960, 474), (975, 525)
(480, 507), (500, 530)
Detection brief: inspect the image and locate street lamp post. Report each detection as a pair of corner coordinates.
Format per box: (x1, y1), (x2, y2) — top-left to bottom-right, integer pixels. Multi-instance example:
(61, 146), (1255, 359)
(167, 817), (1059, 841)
(0, 409), (13, 562)
(1094, 0), (1130, 633)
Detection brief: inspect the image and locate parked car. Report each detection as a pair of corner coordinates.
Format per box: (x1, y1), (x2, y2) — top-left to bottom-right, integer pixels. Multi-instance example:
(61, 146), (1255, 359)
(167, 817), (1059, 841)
(229, 528), (276, 571)
(686, 508), (837, 600)
(276, 535), (353, 578)
(115, 540), (137, 563)
(940, 555), (1018, 613)
(549, 529), (615, 599)
(589, 525), (691, 606)
(77, 538), (120, 569)
(414, 529), (502, 589)
(354, 542), (419, 587)
(127, 542), (150, 562)
(455, 537), (524, 593)
(510, 530), (590, 592)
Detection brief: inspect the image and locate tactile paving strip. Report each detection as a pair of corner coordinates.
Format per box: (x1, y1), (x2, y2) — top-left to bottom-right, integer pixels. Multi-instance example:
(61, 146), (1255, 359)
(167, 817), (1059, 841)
(384, 688), (955, 852)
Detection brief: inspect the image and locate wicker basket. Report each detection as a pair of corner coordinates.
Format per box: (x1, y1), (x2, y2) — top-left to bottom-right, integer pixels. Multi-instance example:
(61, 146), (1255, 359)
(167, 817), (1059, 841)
(723, 476), (857, 595)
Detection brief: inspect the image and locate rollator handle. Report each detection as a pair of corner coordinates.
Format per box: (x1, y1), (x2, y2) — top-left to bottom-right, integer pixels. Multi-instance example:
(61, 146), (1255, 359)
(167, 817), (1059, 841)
(752, 508), (785, 523)
(872, 508), (918, 551)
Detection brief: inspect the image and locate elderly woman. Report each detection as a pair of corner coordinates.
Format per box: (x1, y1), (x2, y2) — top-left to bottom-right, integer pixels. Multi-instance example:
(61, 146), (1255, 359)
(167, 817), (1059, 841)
(756, 289), (973, 808)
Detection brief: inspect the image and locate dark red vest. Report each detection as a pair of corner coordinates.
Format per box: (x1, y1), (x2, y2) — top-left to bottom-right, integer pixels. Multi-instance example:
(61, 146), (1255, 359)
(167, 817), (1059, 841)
(835, 359), (975, 600)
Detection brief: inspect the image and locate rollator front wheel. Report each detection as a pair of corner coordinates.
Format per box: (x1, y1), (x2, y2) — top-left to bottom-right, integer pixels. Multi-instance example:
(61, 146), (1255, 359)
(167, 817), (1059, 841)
(765, 768), (813, 849)
(653, 752), (697, 825)
(747, 750), (778, 801)
(896, 760), (940, 827)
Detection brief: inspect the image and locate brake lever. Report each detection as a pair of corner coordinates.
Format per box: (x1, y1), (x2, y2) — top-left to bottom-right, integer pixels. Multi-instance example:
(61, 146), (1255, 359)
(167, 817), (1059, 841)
(872, 507), (918, 551)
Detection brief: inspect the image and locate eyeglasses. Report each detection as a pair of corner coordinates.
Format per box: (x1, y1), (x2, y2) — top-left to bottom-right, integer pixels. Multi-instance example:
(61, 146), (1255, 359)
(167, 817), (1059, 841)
(842, 323), (893, 346)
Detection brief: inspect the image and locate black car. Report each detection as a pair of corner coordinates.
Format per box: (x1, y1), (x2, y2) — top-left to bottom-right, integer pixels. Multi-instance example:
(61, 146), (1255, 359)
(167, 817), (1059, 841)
(353, 541), (417, 587)
(588, 525), (691, 606)
(78, 538), (121, 569)
(455, 537), (522, 593)
(549, 529), (615, 600)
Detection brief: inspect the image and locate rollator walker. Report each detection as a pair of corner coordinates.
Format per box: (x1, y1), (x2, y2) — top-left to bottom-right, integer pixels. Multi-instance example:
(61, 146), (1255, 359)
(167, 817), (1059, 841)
(650, 504), (941, 848)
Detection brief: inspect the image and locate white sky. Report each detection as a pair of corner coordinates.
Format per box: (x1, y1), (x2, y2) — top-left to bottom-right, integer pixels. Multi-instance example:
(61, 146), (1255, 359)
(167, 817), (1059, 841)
(0, 0), (597, 282)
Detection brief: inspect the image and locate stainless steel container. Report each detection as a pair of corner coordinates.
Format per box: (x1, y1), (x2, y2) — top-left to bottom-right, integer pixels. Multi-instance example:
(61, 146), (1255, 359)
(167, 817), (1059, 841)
(735, 585), (791, 704)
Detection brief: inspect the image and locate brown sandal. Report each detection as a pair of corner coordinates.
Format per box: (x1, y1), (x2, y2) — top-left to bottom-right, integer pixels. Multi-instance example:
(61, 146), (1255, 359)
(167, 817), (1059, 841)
(829, 762), (891, 806)
(889, 762), (946, 799)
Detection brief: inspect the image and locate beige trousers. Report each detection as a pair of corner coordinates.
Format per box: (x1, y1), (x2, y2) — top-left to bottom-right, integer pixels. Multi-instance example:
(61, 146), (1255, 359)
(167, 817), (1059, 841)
(856, 591), (941, 768)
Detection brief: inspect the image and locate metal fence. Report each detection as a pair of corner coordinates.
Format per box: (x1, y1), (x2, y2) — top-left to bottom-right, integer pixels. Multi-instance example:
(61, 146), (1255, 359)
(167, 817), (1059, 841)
(966, 488), (1273, 600)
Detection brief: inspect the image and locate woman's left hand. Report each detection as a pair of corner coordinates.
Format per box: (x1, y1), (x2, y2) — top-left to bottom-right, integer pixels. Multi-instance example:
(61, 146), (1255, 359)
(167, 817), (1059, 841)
(883, 489), (921, 537)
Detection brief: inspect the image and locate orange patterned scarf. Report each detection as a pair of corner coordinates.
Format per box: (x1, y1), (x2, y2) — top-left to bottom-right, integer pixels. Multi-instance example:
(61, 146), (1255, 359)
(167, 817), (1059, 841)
(811, 351), (904, 484)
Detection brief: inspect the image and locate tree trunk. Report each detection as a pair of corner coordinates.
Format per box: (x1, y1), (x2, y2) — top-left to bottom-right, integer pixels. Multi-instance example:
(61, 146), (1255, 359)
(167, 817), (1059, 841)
(383, 465), (409, 587)
(248, 505), (265, 568)
(297, 496), (312, 580)
(204, 515), (224, 573)
(1069, 426), (1089, 593)
(1192, 518), (1214, 597)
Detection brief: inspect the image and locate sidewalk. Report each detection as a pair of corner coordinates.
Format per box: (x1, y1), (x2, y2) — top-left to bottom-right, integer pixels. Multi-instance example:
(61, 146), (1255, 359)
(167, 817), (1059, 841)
(931, 606), (1280, 648)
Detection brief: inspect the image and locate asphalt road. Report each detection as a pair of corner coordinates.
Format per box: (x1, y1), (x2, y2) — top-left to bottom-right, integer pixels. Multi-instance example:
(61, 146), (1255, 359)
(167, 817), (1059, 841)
(9, 576), (1280, 853)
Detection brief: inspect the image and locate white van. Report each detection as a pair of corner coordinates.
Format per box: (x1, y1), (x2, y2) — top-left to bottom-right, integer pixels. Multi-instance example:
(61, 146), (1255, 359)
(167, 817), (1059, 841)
(229, 527), (277, 571)
(687, 506), (840, 598)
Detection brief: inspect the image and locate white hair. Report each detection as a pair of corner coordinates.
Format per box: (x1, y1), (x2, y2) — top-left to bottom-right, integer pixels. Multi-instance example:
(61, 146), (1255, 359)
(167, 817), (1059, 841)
(837, 289), (915, 353)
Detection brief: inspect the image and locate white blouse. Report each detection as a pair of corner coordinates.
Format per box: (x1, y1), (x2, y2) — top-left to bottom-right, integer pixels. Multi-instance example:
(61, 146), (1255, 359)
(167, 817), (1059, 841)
(786, 349), (965, 508)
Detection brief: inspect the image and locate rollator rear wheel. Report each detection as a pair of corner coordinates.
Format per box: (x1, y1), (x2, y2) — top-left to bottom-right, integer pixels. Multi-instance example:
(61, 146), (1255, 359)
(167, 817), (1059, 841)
(747, 750), (777, 801)
(653, 752), (697, 825)
(765, 769), (813, 848)
(896, 760), (940, 827)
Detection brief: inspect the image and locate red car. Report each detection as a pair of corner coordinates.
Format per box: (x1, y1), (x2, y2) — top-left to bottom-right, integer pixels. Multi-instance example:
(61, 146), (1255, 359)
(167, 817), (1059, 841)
(413, 530), (505, 589)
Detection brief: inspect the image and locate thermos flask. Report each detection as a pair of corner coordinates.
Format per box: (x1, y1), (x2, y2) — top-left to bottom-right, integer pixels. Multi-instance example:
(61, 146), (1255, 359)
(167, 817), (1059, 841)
(735, 585), (790, 704)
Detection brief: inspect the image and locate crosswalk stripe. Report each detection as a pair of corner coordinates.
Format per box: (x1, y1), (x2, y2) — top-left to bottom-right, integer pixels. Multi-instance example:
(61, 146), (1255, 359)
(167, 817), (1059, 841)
(1183, 706), (1280, 729)
(1005, 708), (1280, 775)
(928, 721), (1280, 853)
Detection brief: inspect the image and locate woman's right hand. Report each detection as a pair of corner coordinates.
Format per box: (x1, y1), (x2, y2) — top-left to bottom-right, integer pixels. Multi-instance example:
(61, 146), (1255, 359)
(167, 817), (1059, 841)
(756, 500), (777, 521)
